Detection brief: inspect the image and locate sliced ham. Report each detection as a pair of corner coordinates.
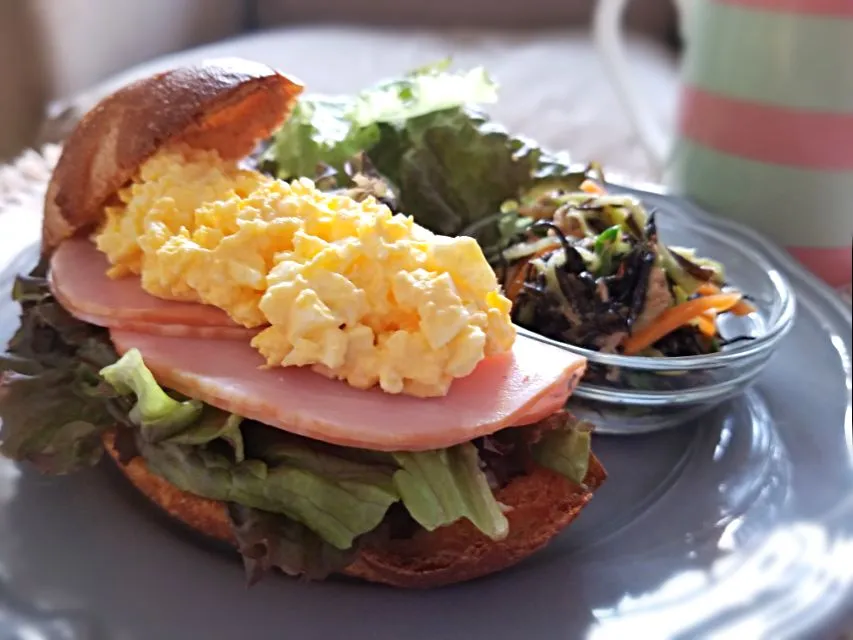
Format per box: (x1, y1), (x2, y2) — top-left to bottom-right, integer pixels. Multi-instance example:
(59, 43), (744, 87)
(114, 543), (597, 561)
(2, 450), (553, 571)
(50, 238), (256, 339)
(110, 329), (587, 451)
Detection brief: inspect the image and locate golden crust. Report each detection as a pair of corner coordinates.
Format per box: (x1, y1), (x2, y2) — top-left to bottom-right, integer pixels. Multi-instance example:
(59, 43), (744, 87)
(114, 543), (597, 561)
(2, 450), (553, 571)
(42, 58), (304, 254)
(103, 433), (606, 588)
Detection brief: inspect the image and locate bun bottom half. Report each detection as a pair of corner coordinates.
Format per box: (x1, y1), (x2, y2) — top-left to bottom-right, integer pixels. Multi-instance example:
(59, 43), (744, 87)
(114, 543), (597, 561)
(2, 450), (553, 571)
(103, 433), (606, 588)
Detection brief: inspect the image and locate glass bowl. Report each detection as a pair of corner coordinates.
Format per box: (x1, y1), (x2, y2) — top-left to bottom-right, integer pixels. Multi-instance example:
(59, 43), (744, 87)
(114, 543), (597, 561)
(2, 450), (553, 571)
(515, 202), (797, 435)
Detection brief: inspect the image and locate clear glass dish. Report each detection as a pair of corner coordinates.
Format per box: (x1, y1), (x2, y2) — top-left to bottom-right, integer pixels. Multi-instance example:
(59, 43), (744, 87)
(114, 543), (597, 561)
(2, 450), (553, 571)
(515, 199), (797, 434)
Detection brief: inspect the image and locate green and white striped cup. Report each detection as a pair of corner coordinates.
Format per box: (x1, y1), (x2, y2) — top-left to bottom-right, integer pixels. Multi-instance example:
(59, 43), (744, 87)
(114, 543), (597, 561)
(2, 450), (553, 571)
(595, 0), (853, 287)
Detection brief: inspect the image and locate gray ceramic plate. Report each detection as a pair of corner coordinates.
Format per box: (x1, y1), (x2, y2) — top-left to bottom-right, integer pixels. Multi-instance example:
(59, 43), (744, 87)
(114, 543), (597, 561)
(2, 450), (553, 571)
(0, 190), (851, 640)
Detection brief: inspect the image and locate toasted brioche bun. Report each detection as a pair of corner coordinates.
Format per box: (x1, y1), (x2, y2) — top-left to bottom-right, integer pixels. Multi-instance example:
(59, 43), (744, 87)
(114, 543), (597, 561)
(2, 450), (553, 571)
(42, 58), (304, 253)
(103, 432), (606, 588)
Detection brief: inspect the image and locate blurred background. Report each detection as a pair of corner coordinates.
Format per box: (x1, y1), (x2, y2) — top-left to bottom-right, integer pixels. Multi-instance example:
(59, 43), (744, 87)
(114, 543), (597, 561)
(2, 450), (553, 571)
(3, 0), (848, 290)
(0, 0), (678, 176)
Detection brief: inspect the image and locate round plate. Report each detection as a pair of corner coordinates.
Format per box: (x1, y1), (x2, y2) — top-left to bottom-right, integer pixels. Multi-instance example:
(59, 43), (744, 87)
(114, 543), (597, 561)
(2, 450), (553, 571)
(0, 190), (851, 640)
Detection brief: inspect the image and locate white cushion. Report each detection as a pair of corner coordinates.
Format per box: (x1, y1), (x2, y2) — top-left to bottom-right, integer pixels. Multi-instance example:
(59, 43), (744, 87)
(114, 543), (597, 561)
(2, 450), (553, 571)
(64, 26), (678, 182)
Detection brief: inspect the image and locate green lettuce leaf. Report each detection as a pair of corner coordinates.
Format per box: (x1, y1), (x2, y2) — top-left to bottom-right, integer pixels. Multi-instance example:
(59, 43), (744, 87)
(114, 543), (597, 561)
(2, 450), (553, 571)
(351, 62), (497, 126)
(99, 347), (247, 460)
(261, 97), (382, 182)
(139, 438), (398, 550)
(369, 107), (578, 239)
(0, 367), (109, 474)
(228, 504), (358, 583)
(6, 268), (118, 372)
(261, 61), (497, 182)
(0, 268), (121, 473)
(392, 443), (509, 541)
(100, 349), (203, 440)
(260, 440), (397, 495)
(167, 410), (245, 463)
(531, 421), (592, 485)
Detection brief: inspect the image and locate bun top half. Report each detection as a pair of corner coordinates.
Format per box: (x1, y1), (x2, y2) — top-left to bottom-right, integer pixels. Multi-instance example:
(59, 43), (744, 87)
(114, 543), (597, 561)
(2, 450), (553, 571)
(43, 58), (304, 253)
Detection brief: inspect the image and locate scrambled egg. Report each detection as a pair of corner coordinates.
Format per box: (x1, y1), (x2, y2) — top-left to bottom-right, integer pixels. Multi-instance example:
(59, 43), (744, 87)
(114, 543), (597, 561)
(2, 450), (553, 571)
(94, 145), (516, 397)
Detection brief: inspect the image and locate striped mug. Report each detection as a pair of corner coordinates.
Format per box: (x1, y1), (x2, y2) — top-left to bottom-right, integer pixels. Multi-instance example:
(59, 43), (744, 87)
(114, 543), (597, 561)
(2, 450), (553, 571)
(594, 0), (853, 287)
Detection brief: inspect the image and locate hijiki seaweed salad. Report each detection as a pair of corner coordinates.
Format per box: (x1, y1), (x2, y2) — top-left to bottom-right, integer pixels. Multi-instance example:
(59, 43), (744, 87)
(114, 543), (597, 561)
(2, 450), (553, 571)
(257, 61), (755, 363)
(465, 168), (756, 359)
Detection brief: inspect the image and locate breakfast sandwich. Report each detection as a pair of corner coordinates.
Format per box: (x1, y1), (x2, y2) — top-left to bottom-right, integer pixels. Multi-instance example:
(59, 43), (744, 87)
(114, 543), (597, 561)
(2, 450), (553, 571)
(0, 58), (606, 588)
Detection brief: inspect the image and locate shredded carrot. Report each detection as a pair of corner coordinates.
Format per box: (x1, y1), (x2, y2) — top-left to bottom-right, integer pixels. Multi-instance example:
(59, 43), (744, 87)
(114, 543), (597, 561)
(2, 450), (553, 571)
(580, 179), (605, 195)
(623, 292), (743, 355)
(505, 260), (531, 302)
(694, 309), (718, 337)
(504, 246), (557, 302)
(732, 300), (756, 316)
(697, 282), (756, 316)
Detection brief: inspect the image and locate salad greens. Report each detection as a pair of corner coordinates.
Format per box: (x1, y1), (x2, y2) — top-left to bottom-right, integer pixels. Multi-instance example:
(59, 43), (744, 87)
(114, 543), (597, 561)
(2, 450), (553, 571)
(136, 436), (397, 551)
(101, 349), (204, 441)
(108, 349), (500, 551)
(0, 267), (592, 582)
(261, 96), (382, 184)
(261, 60), (497, 185)
(261, 61), (589, 239)
(531, 425), (592, 485)
(393, 445), (509, 540)
(228, 503), (359, 583)
(0, 262), (122, 475)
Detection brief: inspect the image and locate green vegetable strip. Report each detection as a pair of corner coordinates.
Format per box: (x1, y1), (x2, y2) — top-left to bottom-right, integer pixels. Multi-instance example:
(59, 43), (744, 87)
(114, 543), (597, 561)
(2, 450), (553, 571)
(228, 504), (357, 582)
(393, 444), (509, 541)
(100, 349), (202, 439)
(263, 62), (497, 182)
(168, 411), (246, 463)
(450, 444), (511, 538)
(531, 427), (592, 485)
(261, 442), (397, 494)
(140, 441), (397, 550)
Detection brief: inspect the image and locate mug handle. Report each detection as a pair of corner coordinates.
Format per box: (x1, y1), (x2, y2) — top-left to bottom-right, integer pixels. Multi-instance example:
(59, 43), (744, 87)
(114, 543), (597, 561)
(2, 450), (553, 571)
(592, 0), (671, 173)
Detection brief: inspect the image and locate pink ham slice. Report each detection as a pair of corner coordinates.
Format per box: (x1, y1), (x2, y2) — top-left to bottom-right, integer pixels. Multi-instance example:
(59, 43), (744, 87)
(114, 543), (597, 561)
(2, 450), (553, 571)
(50, 238), (256, 340)
(110, 329), (587, 451)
